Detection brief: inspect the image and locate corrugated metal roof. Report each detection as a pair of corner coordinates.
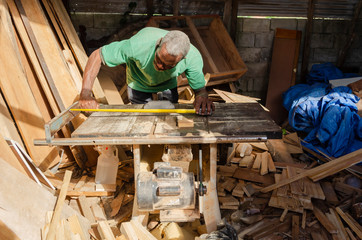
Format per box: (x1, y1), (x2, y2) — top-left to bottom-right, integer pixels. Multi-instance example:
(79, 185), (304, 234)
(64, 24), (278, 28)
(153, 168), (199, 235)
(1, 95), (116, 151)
(67, 0), (361, 19)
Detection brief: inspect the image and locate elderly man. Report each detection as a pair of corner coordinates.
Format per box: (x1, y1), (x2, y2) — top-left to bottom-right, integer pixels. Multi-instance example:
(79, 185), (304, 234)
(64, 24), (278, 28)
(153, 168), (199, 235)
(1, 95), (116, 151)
(79, 27), (214, 115)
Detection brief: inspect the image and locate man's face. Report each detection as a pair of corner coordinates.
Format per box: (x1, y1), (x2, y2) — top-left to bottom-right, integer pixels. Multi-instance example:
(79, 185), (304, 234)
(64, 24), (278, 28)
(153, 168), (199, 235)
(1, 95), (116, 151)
(153, 44), (183, 71)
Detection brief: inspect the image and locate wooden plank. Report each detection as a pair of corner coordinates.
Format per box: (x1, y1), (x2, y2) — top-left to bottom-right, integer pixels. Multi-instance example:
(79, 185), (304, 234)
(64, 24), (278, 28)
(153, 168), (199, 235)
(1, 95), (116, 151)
(159, 209), (199, 222)
(120, 222), (138, 240)
(218, 195), (239, 206)
(266, 139), (295, 163)
(260, 151), (269, 175)
(239, 155), (255, 168)
(0, 89), (24, 148)
(276, 169), (289, 197)
(221, 177), (237, 192)
(266, 28), (301, 124)
(47, 0), (107, 103)
(302, 210), (307, 229)
(213, 89), (259, 103)
(287, 166), (304, 196)
(47, 170), (72, 240)
(66, 191), (113, 197)
(321, 182), (339, 205)
(267, 152), (277, 172)
(91, 203), (107, 222)
(130, 219), (157, 240)
(313, 206), (338, 234)
(346, 227), (357, 240)
(232, 182), (245, 198)
(97, 221), (116, 240)
(336, 207), (362, 239)
(67, 214), (86, 240)
(98, 70), (124, 104)
(77, 195), (96, 224)
(261, 149), (362, 193)
(15, 27), (54, 124)
(203, 144), (221, 233)
(292, 215), (300, 239)
(185, 16), (218, 73)
(327, 208), (349, 240)
(280, 208), (288, 222)
(110, 188), (126, 217)
(252, 152), (262, 170)
(0, 0), (60, 170)
(233, 168), (274, 185)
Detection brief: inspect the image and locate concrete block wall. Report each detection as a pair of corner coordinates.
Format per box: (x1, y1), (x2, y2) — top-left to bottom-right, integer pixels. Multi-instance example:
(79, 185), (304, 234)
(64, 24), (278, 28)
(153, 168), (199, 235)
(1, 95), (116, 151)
(235, 18), (362, 102)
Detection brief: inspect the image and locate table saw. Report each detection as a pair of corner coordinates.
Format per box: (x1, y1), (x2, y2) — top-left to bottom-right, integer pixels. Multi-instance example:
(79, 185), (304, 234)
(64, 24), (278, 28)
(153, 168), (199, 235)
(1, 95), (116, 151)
(35, 101), (281, 233)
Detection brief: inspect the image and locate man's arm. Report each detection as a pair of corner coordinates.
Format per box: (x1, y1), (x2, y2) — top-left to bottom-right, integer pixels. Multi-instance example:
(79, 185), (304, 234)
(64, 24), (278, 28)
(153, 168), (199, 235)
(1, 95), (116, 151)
(193, 87), (215, 115)
(79, 48), (102, 109)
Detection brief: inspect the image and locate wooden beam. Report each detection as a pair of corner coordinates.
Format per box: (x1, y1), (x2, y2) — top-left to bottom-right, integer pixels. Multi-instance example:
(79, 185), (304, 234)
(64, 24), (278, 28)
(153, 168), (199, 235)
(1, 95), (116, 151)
(300, 0), (315, 81)
(185, 16), (219, 73)
(230, 0), (239, 42)
(336, 207), (362, 239)
(203, 144), (221, 233)
(77, 195), (96, 224)
(313, 207), (337, 234)
(223, 0), (232, 32)
(97, 221), (115, 240)
(261, 149), (362, 193)
(46, 170), (72, 240)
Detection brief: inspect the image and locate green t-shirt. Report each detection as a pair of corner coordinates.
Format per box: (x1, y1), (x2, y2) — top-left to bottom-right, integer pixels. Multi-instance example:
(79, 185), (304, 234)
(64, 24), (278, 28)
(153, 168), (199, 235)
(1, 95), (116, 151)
(101, 27), (205, 92)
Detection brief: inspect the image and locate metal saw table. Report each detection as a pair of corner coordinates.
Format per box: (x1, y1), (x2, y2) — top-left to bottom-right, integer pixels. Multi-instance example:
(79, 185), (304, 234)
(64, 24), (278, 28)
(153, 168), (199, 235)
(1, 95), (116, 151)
(35, 102), (281, 232)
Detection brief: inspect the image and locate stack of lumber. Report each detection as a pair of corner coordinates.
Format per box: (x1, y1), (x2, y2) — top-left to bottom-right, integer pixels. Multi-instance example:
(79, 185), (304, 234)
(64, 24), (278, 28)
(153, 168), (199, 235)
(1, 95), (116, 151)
(0, 0), (125, 173)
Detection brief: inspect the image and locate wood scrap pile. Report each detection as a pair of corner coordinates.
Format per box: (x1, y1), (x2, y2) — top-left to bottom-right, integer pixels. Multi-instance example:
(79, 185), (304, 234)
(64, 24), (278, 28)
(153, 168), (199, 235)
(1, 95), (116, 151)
(215, 136), (362, 240)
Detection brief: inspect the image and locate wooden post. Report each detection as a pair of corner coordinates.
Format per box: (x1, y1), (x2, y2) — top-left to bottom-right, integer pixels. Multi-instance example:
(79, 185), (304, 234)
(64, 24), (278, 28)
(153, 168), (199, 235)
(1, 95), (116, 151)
(131, 145), (149, 226)
(230, 0), (239, 42)
(300, 0), (315, 82)
(203, 144), (221, 233)
(223, 0), (232, 32)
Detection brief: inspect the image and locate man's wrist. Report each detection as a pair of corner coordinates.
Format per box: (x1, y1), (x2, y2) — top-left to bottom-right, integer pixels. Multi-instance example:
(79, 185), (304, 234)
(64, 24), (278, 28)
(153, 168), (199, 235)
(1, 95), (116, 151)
(194, 87), (208, 97)
(80, 89), (93, 99)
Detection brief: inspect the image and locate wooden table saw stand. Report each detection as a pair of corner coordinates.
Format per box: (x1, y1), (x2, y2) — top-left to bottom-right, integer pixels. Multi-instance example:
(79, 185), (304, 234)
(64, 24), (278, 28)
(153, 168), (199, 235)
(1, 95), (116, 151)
(34, 101), (281, 233)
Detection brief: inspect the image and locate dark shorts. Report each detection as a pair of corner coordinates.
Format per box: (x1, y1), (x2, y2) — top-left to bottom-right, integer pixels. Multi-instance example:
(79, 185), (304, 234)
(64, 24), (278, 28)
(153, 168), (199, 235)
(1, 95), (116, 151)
(127, 86), (179, 104)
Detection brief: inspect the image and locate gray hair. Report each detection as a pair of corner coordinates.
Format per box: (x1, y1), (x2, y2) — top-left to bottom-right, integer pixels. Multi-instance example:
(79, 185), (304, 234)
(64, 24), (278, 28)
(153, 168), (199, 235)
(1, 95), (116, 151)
(160, 30), (190, 58)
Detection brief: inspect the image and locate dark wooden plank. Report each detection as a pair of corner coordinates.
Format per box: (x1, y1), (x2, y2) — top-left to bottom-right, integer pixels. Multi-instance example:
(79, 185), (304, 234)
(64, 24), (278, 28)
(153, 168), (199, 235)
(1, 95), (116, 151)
(233, 168), (275, 185)
(265, 28), (302, 125)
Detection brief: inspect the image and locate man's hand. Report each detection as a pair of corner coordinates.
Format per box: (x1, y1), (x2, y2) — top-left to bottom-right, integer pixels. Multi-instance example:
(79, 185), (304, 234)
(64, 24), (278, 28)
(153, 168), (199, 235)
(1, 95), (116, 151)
(79, 89), (99, 110)
(193, 88), (215, 115)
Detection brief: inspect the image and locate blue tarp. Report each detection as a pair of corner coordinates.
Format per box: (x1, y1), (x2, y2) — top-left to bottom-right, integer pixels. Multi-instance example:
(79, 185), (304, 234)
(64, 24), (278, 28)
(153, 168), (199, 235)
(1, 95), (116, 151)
(283, 63), (362, 158)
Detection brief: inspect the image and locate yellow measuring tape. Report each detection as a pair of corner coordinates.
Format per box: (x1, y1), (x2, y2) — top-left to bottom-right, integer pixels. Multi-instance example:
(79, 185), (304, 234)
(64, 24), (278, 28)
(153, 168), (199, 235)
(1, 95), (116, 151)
(71, 108), (196, 114)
